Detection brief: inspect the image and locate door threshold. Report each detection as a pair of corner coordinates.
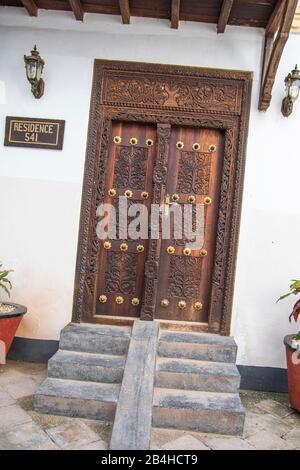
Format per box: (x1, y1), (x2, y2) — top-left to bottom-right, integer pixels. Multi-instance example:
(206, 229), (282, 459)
(157, 319), (209, 333)
(91, 315), (209, 333)
(91, 315), (136, 327)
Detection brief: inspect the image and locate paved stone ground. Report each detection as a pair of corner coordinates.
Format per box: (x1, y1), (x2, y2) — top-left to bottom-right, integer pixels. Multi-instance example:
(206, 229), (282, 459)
(0, 360), (299, 450)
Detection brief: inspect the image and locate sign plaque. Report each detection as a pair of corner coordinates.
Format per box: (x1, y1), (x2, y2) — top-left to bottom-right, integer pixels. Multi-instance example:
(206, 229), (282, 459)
(4, 116), (65, 150)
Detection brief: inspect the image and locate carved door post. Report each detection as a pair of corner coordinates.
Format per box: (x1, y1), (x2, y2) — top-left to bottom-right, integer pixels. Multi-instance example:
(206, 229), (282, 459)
(140, 124), (171, 321)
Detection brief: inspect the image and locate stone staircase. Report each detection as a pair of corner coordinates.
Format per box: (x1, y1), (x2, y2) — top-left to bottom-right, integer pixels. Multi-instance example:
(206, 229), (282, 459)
(33, 323), (131, 421)
(152, 330), (245, 435)
(34, 321), (245, 441)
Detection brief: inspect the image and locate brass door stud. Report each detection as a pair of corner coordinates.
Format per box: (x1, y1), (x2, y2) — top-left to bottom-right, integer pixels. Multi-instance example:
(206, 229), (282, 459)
(195, 301), (203, 310)
(108, 188), (116, 197)
(204, 196), (212, 205)
(113, 136), (121, 144)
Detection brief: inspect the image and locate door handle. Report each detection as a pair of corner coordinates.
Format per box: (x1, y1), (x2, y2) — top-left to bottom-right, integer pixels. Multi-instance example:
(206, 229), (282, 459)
(163, 193), (179, 217)
(163, 193), (170, 217)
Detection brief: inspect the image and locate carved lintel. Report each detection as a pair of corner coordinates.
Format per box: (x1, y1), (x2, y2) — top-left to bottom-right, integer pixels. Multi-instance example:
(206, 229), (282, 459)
(103, 72), (243, 115)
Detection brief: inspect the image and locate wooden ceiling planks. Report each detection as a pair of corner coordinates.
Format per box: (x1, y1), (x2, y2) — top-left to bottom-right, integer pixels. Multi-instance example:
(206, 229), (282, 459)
(229, 0), (276, 27)
(265, 0), (286, 34)
(5, 0), (279, 28)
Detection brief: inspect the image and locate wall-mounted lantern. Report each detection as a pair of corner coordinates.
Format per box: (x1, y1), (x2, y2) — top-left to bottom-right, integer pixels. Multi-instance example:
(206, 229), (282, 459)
(282, 65), (300, 117)
(24, 45), (45, 99)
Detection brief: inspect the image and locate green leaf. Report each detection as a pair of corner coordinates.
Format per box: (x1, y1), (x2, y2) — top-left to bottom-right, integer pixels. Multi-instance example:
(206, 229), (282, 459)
(0, 271), (10, 280)
(1, 278), (12, 289)
(290, 280), (300, 293)
(0, 283), (11, 297)
(0, 264), (13, 295)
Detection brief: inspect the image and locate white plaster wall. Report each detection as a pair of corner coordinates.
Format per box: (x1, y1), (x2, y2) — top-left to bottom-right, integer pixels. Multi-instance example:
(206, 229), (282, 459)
(0, 7), (300, 367)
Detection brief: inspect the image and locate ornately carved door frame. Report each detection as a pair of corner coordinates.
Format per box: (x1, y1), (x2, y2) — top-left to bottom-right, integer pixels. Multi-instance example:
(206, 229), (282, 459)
(72, 60), (252, 335)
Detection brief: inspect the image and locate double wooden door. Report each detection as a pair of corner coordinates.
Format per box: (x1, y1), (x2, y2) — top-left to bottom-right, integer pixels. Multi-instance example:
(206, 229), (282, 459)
(96, 121), (223, 323)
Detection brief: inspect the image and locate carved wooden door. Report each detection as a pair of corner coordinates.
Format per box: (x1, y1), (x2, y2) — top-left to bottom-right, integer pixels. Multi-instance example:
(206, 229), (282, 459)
(155, 126), (224, 322)
(96, 122), (223, 323)
(73, 60), (251, 332)
(96, 121), (157, 317)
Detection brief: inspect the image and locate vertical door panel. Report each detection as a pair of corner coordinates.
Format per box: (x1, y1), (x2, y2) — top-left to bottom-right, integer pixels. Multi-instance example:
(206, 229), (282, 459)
(155, 126), (224, 322)
(96, 122), (157, 317)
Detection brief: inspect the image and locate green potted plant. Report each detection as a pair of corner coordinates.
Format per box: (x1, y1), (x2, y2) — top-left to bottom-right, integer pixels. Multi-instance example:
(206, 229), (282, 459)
(0, 263), (27, 363)
(277, 279), (300, 412)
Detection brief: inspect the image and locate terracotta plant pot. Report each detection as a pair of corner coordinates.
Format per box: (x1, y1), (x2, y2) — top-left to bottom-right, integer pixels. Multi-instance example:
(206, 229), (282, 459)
(0, 303), (27, 362)
(284, 334), (300, 412)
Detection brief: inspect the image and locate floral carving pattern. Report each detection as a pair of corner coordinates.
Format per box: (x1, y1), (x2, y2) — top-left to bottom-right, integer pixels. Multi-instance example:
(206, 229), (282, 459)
(104, 252), (137, 294)
(168, 256), (201, 298)
(105, 78), (170, 106)
(73, 116), (111, 322)
(104, 74), (242, 114)
(114, 146), (148, 189)
(174, 82), (238, 112)
(177, 151), (211, 195)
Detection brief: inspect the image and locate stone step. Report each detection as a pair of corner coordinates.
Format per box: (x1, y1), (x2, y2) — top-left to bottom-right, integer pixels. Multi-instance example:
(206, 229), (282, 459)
(155, 357), (240, 393)
(152, 388), (245, 435)
(158, 331), (237, 363)
(59, 322), (131, 355)
(33, 378), (120, 421)
(48, 349), (126, 384)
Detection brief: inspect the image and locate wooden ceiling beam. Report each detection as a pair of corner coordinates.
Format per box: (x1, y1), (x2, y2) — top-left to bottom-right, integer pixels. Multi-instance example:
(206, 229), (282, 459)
(265, 0), (286, 35)
(171, 0), (180, 29)
(20, 0), (38, 17)
(259, 0), (298, 111)
(68, 0), (84, 21)
(217, 0), (234, 33)
(119, 0), (131, 24)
